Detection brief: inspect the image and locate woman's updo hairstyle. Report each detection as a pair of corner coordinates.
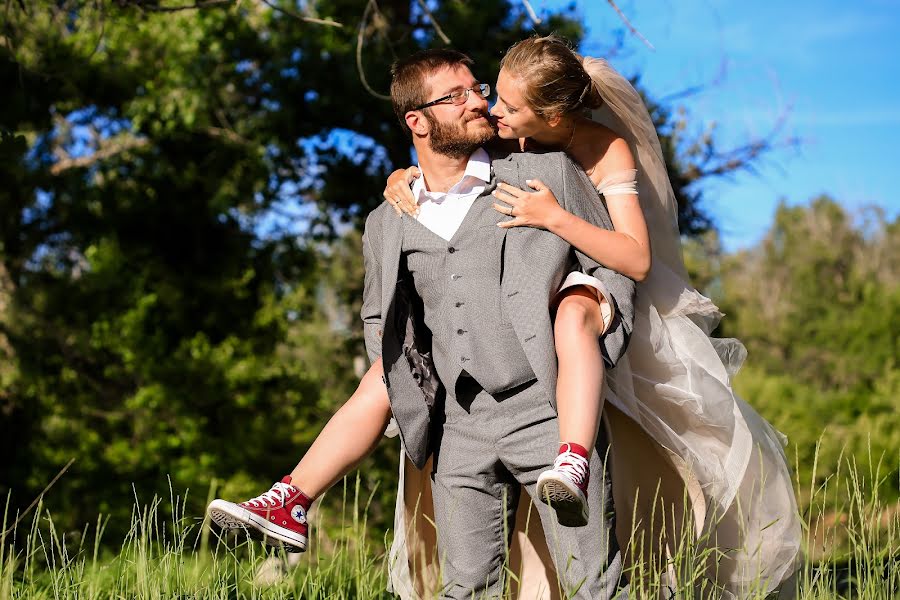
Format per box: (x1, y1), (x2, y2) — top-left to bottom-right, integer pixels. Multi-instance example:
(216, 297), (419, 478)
(499, 35), (603, 121)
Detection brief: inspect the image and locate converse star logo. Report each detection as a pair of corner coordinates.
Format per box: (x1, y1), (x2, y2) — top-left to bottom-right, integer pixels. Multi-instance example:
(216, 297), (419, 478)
(290, 504), (307, 525)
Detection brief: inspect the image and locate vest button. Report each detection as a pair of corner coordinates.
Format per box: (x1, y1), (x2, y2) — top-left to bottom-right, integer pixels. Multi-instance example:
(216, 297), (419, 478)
(451, 274), (460, 281)
(448, 246), (456, 253)
(455, 301), (463, 308)
(457, 329), (464, 335)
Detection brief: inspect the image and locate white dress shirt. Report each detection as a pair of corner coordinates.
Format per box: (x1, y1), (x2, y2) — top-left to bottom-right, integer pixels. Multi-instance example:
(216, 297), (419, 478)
(411, 148), (491, 241)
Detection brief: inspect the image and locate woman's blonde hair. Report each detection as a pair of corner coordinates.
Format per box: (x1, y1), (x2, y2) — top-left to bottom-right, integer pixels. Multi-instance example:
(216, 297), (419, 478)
(499, 35), (603, 120)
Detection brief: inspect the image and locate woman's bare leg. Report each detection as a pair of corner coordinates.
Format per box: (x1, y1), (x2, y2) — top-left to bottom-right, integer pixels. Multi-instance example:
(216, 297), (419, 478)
(553, 287), (607, 454)
(289, 358), (392, 499)
(207, 358), (392, 551)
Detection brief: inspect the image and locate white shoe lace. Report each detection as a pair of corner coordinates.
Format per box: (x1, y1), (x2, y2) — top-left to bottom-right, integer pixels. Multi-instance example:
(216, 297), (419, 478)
(553, 450), (589, 487)
(244, 481), (296, 508)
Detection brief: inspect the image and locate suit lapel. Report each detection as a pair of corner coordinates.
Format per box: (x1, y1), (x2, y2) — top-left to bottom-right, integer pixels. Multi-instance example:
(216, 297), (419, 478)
(380, 208), (404, 314)
(492, 155), (545, 381)
(492, 155), (525, 297)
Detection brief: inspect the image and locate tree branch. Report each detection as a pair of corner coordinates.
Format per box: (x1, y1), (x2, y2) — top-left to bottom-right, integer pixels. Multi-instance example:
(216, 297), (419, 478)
(521, 0), (541, 25)
(688, 111), (800, 182)
(606, 0), (654, 50)
(50, 136), (150, 175)
(415, 0), (450, 44)
(257, 0), (343, 28)
(205, 126), (251, 145)
(356, 0), (391, 101)
(127, 0), (235, 12)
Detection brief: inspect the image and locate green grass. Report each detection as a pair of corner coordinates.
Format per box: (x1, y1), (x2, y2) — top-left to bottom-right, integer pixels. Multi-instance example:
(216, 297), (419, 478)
(2, 449), (899, 600)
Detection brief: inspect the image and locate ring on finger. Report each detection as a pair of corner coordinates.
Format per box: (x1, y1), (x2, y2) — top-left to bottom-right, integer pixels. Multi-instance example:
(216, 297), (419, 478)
(508, 206), (515, 216)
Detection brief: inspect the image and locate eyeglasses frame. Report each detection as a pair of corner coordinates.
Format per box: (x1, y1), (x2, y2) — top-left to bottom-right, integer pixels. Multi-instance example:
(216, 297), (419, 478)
(413, 83), (491, 111)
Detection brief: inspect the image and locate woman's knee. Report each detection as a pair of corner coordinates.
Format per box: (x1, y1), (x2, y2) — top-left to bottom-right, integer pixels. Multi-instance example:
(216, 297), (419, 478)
(555, 289), (605, 340)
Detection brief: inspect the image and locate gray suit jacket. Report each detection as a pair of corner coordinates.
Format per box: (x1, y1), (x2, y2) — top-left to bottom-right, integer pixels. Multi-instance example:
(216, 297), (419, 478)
(361, 150), (636, 469)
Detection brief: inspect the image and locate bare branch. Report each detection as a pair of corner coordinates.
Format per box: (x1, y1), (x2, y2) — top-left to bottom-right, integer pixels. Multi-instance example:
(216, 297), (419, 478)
(205, 126), (251, 145)
(258, 0), (343, 28)
(606, 0), (654, 50)
(415, 0), (450, 44)
(82, 0), (107, 63)
(356, 0), (390, 101)
(688, 111), (800, 182)
(660, 58), (728, 103)
(50, 136), (150, 175)
(521, 0), (541, 25)
(132, 0), (235, 12)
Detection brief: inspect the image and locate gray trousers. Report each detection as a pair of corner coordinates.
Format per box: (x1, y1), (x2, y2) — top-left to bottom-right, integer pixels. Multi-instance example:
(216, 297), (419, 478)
(431, 377), (623, 599)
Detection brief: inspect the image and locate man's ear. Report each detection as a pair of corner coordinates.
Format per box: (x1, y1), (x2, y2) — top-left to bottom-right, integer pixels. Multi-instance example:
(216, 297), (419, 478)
(405, 111), (429, 136)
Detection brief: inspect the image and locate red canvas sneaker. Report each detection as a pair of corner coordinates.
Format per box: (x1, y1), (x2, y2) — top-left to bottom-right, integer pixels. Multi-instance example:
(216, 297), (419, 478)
(536, 444), (590, 527)
(207, 476), (311, 552)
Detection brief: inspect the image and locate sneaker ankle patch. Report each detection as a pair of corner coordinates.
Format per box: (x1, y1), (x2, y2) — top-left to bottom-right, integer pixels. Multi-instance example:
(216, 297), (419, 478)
(290, 504), (307, 525)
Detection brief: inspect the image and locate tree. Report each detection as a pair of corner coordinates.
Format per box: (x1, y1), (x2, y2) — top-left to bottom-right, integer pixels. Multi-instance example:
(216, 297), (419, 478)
(718, 196), (899, 391)
(1, 0), (784, 540)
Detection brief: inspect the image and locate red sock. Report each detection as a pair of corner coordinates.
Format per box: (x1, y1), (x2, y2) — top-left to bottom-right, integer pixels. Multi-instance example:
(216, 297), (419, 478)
(559, 442), (589, 459)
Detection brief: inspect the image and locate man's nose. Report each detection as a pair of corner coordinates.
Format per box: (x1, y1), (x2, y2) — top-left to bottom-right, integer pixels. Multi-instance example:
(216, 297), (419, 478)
(467, 89), (489, 110)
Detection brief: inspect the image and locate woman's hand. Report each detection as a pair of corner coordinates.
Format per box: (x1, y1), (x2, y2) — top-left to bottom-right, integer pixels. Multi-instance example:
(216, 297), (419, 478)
(383, 166), (421, 216)
(492, 179), (567, 230)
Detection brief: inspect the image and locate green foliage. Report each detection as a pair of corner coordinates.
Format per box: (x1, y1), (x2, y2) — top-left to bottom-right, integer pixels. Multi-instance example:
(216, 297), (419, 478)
(0, 0), (723, 543)
(692, 197), (900, 504)
(735, 365), (900, 504)
(0, 0), (601, 543)
(0, 0), (864, 555)
(718, 197), (899, 392)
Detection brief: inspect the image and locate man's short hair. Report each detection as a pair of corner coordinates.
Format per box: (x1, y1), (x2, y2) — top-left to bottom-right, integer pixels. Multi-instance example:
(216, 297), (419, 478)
(390, 49), (474, 137)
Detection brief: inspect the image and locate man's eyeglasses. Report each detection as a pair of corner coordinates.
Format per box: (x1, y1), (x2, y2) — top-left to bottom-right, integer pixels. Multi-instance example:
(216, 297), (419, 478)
(413, 83), (491, 111)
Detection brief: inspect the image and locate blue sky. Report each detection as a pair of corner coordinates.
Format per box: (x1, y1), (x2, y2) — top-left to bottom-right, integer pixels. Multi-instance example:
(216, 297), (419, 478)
(540, 0), (899, 250)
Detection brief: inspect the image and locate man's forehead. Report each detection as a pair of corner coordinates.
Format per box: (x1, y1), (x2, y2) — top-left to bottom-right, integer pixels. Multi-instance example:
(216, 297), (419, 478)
(425, 64), (478, 92)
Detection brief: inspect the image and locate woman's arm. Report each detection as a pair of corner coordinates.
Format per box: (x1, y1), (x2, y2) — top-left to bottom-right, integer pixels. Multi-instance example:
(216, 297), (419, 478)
(383, 167), (420, 216)
(492, 139), (651, 281)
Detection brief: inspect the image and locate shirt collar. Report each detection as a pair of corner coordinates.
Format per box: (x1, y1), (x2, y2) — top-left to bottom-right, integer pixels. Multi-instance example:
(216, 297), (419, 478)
(412, 147), (491, 203)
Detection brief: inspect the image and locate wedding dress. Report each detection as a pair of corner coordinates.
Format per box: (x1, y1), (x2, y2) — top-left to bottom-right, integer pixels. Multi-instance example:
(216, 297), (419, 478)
(385, 57), (801, 599)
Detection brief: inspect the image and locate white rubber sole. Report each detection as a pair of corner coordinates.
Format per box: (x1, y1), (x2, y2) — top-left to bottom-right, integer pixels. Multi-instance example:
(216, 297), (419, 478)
(207, 499), (308, 552)
(536, 471), (589, 527)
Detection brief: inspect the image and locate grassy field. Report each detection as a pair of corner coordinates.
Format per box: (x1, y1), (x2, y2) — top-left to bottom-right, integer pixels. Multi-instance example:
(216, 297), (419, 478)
(2, 449), (899, 600)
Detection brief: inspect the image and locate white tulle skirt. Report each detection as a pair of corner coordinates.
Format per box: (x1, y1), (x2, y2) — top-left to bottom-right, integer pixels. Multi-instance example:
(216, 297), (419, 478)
(386, 262), (801, 599)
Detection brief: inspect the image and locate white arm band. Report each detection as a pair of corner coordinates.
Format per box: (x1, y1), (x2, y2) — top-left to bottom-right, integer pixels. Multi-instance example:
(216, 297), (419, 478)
(596, 168), (638, 198)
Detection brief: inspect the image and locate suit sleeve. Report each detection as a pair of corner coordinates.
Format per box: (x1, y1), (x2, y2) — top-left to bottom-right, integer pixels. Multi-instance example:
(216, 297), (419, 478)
(360, 212), (384, 364)
(556, 154), (636, 367)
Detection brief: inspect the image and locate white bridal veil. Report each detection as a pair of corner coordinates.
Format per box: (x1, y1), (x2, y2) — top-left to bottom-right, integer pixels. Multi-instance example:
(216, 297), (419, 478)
(582, 56), (801, 596)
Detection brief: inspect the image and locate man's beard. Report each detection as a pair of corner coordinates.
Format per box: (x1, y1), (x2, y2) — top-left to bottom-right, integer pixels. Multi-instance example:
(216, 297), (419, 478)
(426, 112), (497, 159)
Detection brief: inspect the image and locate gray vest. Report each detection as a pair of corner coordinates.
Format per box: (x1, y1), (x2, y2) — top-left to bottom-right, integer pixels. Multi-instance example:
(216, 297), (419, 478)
(401, 196), (535, 394)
